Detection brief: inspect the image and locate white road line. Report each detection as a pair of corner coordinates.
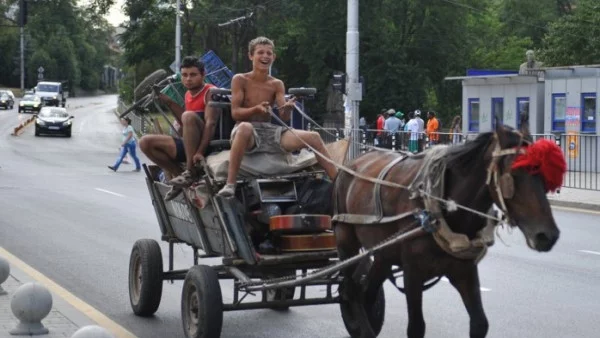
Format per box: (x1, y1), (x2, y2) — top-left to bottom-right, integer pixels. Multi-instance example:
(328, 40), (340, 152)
(94, 188), (125, 198)
(578, 250), (600, 256)
(440, 277), (491, 292)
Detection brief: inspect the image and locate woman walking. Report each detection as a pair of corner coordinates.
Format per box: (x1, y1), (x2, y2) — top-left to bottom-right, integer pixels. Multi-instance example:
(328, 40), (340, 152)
(450, 115), (462, 144)
(108, 117), (141, 172)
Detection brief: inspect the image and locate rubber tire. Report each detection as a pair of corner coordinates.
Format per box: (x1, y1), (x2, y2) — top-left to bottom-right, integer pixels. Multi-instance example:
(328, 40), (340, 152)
(288, 87), (317, 97)
(134, 69), (167, 99)
(34, 127), (39, 137)
(181, 265), (223, 338)
(65, 127), (72, 138)
(128, 239), (164, 317)
(340, 283), (386, 338)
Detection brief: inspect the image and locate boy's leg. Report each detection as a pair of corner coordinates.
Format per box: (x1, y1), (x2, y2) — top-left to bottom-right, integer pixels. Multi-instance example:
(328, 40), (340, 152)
(169, 112), (205, 186)
(139, 135), (183, 176)
(280, 129), (338, 179)
(217, 122), (256, 197)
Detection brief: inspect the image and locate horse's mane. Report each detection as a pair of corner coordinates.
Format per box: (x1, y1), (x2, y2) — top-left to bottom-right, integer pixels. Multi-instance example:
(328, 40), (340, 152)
(444, 132), (494, 174)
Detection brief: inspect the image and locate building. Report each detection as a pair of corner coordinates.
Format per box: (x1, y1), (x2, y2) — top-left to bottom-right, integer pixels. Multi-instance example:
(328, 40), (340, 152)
(445, 65), (600, 177)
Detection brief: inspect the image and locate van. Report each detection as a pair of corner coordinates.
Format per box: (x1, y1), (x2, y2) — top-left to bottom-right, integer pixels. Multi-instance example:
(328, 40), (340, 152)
(34, 81), (66, 107)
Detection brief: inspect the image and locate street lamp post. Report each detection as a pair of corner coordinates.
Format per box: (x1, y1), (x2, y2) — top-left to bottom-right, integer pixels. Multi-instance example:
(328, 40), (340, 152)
(345, 0), (361, 160)
(175, 0), (182, 71)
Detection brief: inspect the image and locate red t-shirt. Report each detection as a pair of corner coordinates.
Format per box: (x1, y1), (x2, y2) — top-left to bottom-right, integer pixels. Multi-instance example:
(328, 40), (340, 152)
(184, 84), (215, 113)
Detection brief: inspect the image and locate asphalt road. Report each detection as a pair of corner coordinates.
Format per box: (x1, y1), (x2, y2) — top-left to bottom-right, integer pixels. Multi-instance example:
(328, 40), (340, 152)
(0, 95), (599, 337)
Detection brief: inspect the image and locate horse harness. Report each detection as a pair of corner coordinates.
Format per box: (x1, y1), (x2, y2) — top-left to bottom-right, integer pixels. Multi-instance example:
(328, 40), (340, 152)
(485, 132), (530, 225)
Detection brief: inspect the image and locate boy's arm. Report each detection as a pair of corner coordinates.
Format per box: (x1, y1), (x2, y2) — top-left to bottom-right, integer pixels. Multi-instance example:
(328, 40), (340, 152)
(231, 74), (266, 121)
(196, 90), (219, 157)
(275, 80), (295, 122)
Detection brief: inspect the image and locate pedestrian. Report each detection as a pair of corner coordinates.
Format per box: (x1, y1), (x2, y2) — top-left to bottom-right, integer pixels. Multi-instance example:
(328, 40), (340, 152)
(426, 111), (440, 146)
(405, 111), (419, 153)
(108, 117), (141, 172)
(450, 115), (462, 144)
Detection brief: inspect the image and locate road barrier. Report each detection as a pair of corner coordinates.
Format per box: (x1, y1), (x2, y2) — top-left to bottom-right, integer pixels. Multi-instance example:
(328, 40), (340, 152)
(11, 116), (36, 136)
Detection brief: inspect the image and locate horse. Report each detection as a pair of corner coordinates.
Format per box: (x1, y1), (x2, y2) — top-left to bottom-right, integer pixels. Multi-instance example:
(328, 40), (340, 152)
(332, 120), (566, 338)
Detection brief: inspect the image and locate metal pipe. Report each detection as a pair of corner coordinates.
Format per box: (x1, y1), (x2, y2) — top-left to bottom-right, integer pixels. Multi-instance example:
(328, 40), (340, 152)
(175, 0), (181, 71)
(345, 0), (361, 160)
(222, 296), (340, 311)
(243, 227), (426, 292)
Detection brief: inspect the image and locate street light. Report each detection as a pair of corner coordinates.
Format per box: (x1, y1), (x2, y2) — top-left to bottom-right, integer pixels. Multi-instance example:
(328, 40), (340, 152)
(175, 0), (182, 71)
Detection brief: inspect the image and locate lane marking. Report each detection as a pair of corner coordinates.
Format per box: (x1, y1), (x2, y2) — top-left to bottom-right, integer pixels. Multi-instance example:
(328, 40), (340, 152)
(552, 206), (600, 216)
(578, 250), (600, 256)
(0, 247), (137, 338)
(95, 188), (125, 197)
(441, 277), (492, 292)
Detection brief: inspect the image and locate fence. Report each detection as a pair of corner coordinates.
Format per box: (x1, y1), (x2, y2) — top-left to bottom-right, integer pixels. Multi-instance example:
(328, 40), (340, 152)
(311, 126), (600, 191)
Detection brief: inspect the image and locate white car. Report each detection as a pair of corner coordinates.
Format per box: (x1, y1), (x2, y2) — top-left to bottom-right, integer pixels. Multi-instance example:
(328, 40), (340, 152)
(0, 89), (15, 100)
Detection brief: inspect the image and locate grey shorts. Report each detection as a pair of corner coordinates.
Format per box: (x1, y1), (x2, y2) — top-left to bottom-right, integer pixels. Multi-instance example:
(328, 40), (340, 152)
(230, 122), (287, 154)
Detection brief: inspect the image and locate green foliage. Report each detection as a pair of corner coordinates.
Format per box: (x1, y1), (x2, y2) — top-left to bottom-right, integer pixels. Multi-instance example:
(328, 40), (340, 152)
(0, 0), (117, 92)
(540, 0), (600, 66)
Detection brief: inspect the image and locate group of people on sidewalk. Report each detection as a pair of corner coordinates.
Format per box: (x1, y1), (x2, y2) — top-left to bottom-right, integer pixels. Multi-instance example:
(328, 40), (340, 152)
(372, 109), (442, 152)
(111, 36), (337, 201)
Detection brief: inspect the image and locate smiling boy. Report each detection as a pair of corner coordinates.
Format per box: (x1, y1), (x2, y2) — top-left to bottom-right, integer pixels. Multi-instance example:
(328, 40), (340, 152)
(217, 36), (338, 197)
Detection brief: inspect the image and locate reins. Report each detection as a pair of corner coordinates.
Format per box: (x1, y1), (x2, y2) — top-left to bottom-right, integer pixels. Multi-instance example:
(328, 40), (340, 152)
(267, 107), (520, 224)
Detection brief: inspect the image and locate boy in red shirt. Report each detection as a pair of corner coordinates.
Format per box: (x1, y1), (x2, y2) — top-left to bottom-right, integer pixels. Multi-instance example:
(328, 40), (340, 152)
(139, 56), (218, 199)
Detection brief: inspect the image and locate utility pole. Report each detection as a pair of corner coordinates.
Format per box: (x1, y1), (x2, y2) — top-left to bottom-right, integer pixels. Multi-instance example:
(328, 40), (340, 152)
(175, 0), (181, 71)
(345, 0), (361, 159)
(19, 0), (26, 91)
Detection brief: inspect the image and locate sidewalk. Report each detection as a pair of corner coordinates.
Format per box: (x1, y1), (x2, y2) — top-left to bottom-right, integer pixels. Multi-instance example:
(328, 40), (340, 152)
(0, 263), (94, 338)
(547, 187), (600, 211)
(0, 248), (136, 338)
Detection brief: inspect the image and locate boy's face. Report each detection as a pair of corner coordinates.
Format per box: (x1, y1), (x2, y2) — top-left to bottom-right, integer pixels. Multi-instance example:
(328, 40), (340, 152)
(249, 44), (275, 71)
(181, 66), (205, 90)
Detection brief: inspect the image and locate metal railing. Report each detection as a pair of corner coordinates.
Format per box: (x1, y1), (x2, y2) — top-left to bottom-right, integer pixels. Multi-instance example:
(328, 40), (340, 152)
(310, 126), (599, 191)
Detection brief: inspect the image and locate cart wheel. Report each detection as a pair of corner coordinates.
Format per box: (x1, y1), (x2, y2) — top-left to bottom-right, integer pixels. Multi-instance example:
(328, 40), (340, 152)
(128, 239), (163, 316)
(181, 265), (223, 338)
(339, 282), (386, 338)
(135, 69), (167, 99)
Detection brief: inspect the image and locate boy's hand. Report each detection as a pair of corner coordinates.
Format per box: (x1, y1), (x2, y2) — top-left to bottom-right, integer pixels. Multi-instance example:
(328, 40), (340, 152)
(281, 96), (296, 113)
(158, 93), (172, 103)
(255, 101), (271, 116)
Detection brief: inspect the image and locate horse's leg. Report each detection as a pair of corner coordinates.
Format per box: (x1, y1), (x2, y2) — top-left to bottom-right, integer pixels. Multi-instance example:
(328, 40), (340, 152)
(404, 266), (426, 338)
(447, 263), (489, 338)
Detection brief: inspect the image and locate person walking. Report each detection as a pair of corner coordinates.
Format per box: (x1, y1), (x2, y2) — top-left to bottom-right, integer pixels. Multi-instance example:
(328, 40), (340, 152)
(108, 117), (141, 172)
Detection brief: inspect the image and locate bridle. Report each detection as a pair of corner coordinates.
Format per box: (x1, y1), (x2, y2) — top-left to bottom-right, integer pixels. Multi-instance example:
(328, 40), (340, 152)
(485, 130), (530, 224)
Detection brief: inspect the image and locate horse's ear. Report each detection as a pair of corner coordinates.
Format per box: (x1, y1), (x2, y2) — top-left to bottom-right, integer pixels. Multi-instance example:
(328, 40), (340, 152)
(494, 115), (508, 145)
(519, 112), (531, 137)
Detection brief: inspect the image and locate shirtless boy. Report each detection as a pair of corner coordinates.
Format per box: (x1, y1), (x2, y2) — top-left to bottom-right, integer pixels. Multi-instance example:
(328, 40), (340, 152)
(139, 56), (218, 200)
(217, 36), (338, 197)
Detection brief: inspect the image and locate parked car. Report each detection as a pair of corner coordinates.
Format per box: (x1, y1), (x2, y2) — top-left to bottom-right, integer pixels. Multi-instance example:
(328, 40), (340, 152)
(35, 107), (74, 137)
(0, 92), (14, 110)
(19, 94), (43, 114)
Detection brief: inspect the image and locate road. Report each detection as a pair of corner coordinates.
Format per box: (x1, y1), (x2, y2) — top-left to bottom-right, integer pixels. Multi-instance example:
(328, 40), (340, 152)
(0, 95), (599, 337)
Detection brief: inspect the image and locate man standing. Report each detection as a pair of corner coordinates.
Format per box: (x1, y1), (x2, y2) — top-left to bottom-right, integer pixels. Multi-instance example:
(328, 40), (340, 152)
(414, 110), (425, 152)
(426, 111), (439, 146)
(405, 111), (419, 153)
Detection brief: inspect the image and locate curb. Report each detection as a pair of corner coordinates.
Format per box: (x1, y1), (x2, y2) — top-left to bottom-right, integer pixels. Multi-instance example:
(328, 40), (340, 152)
(549, 199), (600, 212)
(11, 116), (36, 136)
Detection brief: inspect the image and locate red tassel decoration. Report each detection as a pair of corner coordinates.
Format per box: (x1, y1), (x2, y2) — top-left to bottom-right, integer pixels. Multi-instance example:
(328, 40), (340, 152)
(512, 139), (567, 192)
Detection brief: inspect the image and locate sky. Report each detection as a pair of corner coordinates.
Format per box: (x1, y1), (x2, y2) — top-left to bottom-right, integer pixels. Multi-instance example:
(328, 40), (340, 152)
(105, 0), (127, 27)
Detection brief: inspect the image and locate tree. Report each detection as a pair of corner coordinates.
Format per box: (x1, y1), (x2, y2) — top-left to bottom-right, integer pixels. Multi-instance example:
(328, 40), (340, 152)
(540, 0), (600, 66)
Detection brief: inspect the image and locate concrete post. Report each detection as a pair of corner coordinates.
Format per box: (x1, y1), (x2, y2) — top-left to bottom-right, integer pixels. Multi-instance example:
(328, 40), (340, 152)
(345, 0), (362, 160)
(9, 282), (52, 335)
(0, 256), (9, 296)
(175, 0), (182, 71)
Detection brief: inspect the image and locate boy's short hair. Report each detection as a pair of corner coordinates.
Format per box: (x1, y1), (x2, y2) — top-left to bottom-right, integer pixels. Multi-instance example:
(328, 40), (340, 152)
(180, 56), (205, 74)
(249, 36), (275, 55)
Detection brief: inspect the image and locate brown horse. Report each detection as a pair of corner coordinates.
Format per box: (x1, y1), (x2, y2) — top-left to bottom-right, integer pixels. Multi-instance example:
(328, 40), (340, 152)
(332, 121), (562, 338)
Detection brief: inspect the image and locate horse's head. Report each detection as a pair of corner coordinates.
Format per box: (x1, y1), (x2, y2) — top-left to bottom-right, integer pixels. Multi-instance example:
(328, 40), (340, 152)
(488, 117), (566, 252)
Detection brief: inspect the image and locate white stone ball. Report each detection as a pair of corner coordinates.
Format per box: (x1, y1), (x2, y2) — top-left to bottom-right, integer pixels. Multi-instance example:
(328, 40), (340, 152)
(0, 256), (9, 284)
(10, 282), (53, 322)
(71, 325), (116, 338)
